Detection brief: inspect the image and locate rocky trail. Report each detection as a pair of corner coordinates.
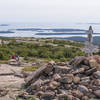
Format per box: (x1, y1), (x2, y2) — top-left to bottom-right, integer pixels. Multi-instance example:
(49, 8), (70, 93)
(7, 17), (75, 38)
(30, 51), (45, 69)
(0, 64), (25, 100)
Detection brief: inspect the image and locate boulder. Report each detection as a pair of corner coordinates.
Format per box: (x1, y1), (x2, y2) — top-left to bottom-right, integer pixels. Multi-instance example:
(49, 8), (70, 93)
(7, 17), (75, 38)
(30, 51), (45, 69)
(89, 55), (100, 71)
(64, 84), (72, 89)
(59, 74), (74, 84)
(72, 90), (83, 99)
(48, 81), (60, 90)
(93, 71), (100, 79)
(73, 76), (80, 84)
(78, 85), (89, 94)
(80, 77), (90, 86)
(40, 91), (55, 100)
(82, 96), (89, 100)
(89, 59), (97, 68)
(54, 66), (71, 74)
(85, 67), (97, 75)
(80, 65), (90, 70)
(44, 64), (54, 75)
(56, 62), (68, 66)
(69, 56), (89, 67)
(57, 94), (73, 100)
(90, 55), (100, 63)
(48, 60), (55, 65)
(94, 90), (100, 98)
(26, 79), (43, 93)
(94, 79), (100, 86)
(53, 73), (61, 81)
(35, 91), (44, 97)
(72, 68), (85, 74)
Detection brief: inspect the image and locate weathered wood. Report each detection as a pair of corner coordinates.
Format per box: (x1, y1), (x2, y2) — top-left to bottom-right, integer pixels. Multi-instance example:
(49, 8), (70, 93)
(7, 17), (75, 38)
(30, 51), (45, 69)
(25, 64), (54, 86)
(25, 65), (47, 86)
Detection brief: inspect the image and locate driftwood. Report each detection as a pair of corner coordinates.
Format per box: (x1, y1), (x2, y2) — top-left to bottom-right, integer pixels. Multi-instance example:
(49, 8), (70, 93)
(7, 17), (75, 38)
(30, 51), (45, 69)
(25, 64), (54, 86)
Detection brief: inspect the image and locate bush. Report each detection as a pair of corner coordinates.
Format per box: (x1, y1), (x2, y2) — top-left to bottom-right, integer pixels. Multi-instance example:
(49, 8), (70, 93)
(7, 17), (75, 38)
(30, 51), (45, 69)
(0, 40), (87, 62)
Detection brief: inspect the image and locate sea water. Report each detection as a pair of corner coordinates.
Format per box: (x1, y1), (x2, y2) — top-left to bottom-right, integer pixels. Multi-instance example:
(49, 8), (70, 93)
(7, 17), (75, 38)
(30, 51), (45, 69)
(0, 23), (100, 38)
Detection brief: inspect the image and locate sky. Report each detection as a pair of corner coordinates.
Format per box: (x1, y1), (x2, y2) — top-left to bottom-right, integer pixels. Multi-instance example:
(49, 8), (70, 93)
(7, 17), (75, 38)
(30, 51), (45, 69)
(0, 0), (100, 24)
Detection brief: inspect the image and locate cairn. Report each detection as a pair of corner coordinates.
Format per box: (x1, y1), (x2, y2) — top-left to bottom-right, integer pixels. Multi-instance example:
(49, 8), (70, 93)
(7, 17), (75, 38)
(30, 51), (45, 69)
(22, 55), (100, 100)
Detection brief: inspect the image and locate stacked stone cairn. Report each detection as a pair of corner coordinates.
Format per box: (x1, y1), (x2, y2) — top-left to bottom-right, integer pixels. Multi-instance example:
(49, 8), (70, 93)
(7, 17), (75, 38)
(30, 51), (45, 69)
(24, 55), (100, 100)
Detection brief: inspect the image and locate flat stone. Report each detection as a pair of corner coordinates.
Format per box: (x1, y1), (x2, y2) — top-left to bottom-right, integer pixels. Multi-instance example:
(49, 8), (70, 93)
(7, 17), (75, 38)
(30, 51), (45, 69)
(93, 71), (100, 79)
(73, 76), (80, 84)
(56, 62), (68, 66)
(80, 77), (90, 85)
(44, 64), (54, 75)
(69, 56), (89, 67)
(72, 68), (85, 74)
(41, 91), (55, 100)
(35, 91), (44, 97)
(48, 81), (60, 90)
(54, 66), (71, 74)
(91, 86), (100, 91)
(53, 73), (61, 81)
(57, 94), (73, 100)
(80, 65), (90, 70)
(48, 61), (55, 65)
(26, 79), (43, 93)
(89, 59), (98, 68)
(59, 74), (73, 84)
(94, 79), (100, 86)
(82, 96), (89, 100)
(89, 55), (100, 71)
(85, 67), (97, 75)
(78, 85), (89, 94)
(72, 90), (83, 99)
(64, 84), (72, 90)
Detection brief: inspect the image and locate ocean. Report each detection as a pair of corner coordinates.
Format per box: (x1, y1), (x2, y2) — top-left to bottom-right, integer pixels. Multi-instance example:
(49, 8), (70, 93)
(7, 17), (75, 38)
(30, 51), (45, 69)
(0, 23), (100, 38)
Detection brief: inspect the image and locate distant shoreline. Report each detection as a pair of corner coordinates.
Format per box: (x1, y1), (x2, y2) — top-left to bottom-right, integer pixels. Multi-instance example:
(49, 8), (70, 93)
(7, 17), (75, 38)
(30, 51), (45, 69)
(0, 31), (14, 34)
(0, 36), (100, 45)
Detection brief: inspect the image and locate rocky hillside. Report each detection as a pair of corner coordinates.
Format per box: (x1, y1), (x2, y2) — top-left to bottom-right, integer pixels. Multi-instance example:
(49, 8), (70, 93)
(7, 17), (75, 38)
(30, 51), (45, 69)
(19, 55), (100, 100)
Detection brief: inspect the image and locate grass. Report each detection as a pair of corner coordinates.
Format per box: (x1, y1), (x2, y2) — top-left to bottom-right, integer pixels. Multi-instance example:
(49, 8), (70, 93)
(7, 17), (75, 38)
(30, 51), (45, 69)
(22, 65), (40, 72)
(24, 58), (37, 63)
(0, 60), (9, 64)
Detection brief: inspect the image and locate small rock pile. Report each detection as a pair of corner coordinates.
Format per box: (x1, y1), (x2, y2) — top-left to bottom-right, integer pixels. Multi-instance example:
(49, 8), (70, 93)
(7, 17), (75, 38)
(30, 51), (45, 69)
(24, 56), (100, 100)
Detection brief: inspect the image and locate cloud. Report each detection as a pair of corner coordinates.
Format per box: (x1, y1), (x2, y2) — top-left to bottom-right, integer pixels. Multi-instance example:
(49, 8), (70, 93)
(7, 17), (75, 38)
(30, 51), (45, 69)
(0, 0), (100, 23)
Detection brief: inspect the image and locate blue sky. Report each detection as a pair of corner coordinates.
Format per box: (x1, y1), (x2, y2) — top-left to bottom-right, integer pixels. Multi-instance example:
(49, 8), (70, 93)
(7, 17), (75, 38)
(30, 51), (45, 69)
(0, 0), (100, 24)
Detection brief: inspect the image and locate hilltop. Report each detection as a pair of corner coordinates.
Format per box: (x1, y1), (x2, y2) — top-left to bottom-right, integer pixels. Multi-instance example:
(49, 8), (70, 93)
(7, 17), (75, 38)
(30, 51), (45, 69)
(0, 37), (100, 100)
